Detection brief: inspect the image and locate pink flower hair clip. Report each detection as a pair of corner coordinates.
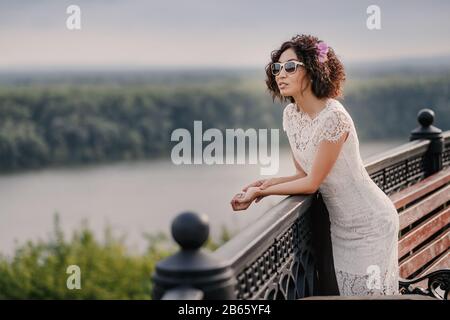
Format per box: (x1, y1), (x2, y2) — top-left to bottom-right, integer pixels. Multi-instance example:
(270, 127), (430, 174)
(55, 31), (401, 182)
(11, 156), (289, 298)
(315, 41), (329, 63)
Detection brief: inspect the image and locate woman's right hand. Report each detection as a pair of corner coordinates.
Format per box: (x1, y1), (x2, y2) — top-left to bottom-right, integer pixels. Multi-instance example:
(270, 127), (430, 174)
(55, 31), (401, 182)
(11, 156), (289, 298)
(242, 178), (278, 203)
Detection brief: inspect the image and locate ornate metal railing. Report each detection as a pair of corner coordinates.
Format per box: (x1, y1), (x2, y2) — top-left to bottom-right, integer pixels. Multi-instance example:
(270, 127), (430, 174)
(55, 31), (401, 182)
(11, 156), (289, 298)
(399, 270), (450, 300)
(365, 109), (449, 195)
(365, 140), (429, 195)
(442, 131), (450, 168)
(152, 109), (450, 300)
(213, 195), (317, 300)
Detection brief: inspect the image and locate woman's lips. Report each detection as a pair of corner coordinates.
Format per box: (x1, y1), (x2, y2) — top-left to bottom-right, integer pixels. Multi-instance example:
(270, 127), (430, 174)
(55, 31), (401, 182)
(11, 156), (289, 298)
(278, 83), (288, 89)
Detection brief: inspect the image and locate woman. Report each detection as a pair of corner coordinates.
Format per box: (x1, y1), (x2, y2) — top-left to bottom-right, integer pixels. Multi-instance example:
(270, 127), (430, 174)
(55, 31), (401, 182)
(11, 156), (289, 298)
(230, 34), (399, 296)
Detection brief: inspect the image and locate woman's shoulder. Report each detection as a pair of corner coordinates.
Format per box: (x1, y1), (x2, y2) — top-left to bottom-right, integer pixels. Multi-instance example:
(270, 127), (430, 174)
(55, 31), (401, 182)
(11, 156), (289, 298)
(283, 102), (296, 115)
(282, 103), (297, 132)
(319, 98), (354, 135)
(323, 98), (353, 121)
(282, 103), (296, 122)
(326, 98), (346, 112)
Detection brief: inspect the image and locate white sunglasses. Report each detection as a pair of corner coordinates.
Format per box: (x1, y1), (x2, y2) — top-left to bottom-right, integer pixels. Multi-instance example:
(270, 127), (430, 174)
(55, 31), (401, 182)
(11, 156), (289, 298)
(271, 60), (305, 76)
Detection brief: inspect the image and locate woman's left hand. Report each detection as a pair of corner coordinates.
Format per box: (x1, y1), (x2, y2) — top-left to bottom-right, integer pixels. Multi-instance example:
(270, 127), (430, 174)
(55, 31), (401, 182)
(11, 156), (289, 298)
(237, 186), (261, 203)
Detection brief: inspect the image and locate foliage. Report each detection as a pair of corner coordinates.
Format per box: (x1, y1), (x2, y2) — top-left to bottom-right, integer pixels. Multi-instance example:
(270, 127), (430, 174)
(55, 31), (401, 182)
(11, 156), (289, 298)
(0, 215), (231, 299)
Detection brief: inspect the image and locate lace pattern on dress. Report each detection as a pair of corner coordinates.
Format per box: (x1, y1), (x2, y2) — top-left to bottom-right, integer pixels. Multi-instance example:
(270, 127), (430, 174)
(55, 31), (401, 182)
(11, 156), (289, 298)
(283, 98), (400, 297)
(283, 100), (351, 154)
(317, 109), (352, 144)
(336, 269), (399, 296)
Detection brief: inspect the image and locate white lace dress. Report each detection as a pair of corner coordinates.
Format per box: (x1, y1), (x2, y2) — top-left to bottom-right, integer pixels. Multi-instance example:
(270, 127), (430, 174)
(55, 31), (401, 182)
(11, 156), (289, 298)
(283, 98), (399, 296)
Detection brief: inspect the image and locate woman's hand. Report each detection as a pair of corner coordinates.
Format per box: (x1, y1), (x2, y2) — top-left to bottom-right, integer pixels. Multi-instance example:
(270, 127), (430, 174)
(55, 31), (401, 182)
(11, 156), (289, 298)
(233, 177), (285, 211)
(237, 187), (261, 203)
(230, 187), (261, 211)
(243, 178), (277, 203)
(230, 192), (252, 211)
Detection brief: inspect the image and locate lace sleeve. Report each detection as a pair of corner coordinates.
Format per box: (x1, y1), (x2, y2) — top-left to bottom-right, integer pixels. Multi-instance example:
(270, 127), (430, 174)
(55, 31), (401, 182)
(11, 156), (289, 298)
(317, 109), (352, 144)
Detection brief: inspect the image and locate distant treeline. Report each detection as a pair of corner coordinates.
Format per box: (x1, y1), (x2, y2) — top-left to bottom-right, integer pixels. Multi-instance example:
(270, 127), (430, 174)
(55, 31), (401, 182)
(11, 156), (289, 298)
(0, 84), (283, 171)
(0, 72), (449, 171)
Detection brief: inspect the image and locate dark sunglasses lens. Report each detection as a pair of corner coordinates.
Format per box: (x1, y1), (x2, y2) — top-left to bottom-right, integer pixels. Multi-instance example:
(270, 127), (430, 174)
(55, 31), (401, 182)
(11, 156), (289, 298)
(271, 63), (281, 75)
(285, 61), (297, 73)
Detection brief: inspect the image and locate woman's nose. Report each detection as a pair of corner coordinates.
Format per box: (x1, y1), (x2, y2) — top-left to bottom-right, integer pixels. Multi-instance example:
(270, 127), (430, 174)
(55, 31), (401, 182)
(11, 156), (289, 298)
(277, 68), (287, 78)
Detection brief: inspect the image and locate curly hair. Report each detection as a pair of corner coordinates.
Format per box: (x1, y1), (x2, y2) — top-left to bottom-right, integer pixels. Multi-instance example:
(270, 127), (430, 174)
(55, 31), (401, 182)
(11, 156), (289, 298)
(265, 34), (346, 103)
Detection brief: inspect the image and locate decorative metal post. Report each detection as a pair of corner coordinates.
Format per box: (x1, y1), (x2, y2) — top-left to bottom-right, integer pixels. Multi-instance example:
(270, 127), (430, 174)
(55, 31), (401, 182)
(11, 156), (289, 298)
(410, 108), (444, 177)
(152, 212), (236, 300)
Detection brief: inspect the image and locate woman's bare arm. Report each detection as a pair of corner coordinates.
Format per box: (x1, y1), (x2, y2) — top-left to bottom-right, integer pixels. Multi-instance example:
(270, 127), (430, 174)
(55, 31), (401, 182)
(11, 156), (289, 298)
(256, 132), (348, 197)
(265, 153), (307, 185)
(242, 153), (306, 192)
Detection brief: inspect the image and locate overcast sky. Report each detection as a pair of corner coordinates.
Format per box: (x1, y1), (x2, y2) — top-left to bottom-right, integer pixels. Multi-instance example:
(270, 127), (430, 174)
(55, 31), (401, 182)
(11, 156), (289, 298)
(1, 0), (450, 69)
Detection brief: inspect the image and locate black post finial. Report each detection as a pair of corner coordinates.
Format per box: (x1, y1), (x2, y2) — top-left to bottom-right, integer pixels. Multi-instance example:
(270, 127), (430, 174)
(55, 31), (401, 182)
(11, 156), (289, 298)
(410, 108), (443, 176)
(417, 108), (434, 127)
(171, 211), (209, 250)
(410, 108), (442, 140)
(152, 212), (236, 300)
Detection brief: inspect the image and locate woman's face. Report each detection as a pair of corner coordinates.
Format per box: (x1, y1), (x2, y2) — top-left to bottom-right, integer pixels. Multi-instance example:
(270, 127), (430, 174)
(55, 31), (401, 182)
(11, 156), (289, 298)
(275, 48), (309, 98)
